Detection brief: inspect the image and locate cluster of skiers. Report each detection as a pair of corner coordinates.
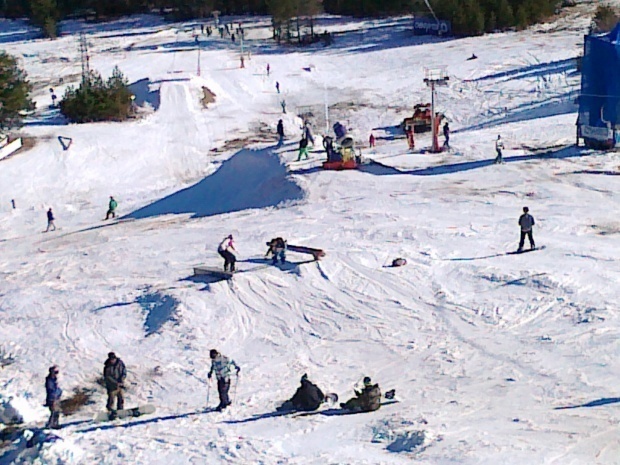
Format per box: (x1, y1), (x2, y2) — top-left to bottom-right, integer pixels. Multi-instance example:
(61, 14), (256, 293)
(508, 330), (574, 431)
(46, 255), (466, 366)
(44, 347), (383, 429)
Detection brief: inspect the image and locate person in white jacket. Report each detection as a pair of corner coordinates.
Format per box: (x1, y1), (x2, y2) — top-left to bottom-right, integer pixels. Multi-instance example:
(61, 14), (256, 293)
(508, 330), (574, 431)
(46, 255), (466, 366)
(494, 135), (504, 164)
(217, 235), (237, 272)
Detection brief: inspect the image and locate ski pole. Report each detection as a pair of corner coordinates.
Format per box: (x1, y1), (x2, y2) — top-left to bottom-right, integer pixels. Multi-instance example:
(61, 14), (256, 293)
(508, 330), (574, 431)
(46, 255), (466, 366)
(231, 374), (239, 404)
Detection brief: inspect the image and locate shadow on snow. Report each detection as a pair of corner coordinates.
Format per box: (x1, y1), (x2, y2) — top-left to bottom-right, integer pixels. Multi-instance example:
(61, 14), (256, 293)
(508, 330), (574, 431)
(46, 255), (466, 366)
(555, 398), (620, 410)
(126, 147), (304, 220)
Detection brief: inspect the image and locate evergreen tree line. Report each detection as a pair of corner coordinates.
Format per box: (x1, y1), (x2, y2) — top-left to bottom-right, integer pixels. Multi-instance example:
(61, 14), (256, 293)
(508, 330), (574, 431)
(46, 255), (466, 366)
(2, 0), (562, 38)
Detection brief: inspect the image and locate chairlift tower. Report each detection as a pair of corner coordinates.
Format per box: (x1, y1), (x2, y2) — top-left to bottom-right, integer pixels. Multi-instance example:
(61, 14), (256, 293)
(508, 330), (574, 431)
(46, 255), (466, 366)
(423, 67), (449, 153)
(79, 33), (90, 85)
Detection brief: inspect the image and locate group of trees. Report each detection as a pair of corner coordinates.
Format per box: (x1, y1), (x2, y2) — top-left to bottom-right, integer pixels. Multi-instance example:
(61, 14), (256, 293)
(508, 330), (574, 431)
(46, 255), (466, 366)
(2, 0), (566, 39)
(59, 67), (134, 123)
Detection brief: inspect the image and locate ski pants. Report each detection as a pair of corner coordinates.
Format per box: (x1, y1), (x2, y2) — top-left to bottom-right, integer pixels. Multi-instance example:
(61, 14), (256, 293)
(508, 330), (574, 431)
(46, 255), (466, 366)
(494, 149), (503, 164)
(217, 378), (231, 407)
(106, 209), (116, 220)
(297, 147), (309, 161)
(219, 250), (236, 271)
(272, 249), (286, 264)
(46, 220), (56, 232)
(519, 230), (535, 250)
(106, 388), (124, 412)
(46, 401), (60, 428)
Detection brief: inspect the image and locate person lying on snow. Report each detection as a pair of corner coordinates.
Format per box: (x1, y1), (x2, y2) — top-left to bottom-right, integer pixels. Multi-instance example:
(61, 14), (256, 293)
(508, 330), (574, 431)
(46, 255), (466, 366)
(277, 374), (325, 412)
(265, 237), (287, 265)
(340, 376), (381, 412)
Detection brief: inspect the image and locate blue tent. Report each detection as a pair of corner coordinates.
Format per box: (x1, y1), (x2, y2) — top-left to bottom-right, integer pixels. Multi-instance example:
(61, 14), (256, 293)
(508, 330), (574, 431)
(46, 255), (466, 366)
(578, 23), (620, 147)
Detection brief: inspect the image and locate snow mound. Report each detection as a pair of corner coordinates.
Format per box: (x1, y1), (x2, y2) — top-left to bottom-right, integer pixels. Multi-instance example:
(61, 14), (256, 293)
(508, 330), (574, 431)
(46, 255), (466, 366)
(127, 148), (304, 219)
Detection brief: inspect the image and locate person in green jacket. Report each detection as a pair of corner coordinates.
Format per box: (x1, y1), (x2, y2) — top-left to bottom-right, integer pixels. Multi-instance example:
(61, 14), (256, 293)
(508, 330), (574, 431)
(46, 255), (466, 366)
(105, 196), (118, 220)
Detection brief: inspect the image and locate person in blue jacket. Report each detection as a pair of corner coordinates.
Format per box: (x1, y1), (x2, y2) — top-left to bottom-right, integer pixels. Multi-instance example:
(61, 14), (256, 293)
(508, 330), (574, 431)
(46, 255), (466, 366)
(45, 366), (62, 429)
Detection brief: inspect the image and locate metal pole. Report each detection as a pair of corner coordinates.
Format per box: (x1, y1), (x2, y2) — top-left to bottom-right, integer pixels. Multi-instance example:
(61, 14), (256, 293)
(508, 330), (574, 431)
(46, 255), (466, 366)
(324, 81), (329, 135)
(431, 82), (437, 152)
(197, 40), (201, 76)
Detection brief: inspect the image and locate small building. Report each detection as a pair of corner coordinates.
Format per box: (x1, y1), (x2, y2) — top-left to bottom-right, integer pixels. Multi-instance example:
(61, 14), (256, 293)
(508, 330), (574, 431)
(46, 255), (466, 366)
(578, 23), (620, 149)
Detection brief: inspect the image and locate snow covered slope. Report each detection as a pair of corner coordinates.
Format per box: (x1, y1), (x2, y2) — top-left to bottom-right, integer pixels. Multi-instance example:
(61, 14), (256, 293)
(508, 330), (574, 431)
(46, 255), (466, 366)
(1, 11), (620, 464)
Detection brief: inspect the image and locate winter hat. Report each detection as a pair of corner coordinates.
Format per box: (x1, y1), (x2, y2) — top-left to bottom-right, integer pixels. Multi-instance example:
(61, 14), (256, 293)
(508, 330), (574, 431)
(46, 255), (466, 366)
(108, 352), (116, 359)
(301, 373), (308, 382)
(363, 376), (372, 385)
(209, 349), (219, 359)
(49, 366), (59, 374)
(523, 206), (529, 213)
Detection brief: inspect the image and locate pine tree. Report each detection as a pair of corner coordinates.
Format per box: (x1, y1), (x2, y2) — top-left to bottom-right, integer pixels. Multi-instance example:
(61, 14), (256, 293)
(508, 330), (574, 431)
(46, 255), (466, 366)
(0, 52), (34, 131)
(28, 0), (59, 38)
(495, 0), (514, 29)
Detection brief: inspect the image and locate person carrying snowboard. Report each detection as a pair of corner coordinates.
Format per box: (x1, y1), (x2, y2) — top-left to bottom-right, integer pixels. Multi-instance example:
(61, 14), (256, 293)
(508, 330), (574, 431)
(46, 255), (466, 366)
(278, 374), (325, 412)
(297, 138), (309, 161)
(277, 119), (285, 144)
(218, 234), (237, 272)
(45, 366), (62, 429)
(45, 208), (56, 232)
(103, 352), (126, 419)
(265, 237), (287, 265)
(105, 196), (118, 220)
(340, 376), (381, 413)
(208, 349), (240, 411)
(517, 206), (535, 252)
(494, 135), (504, 164)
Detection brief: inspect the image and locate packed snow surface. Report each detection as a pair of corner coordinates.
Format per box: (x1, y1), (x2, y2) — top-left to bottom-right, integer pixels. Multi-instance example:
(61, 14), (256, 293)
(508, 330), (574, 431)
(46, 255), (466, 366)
(1, 10), (620, 465)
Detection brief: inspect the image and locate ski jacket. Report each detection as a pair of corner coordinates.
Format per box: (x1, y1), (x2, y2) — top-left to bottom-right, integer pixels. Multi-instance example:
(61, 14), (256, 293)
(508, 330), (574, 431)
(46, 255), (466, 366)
(266, 238), (287, 256)
(218, 237), (235, 253)
(290, 379), (325, 411)
(495, 139), (504, 150)
(109, 199), (118, 211)
(443, 125), (450, 137)
(518, 213), (535, 232)
(299, 138), (308, 149)
(355, 384), (381, 412)
(103, 358), (127, 391)
(47, 210), (54, 222)
(277, 121), (284, 136)
(45, 375), (62, 406)
(209, 354), (239, 381)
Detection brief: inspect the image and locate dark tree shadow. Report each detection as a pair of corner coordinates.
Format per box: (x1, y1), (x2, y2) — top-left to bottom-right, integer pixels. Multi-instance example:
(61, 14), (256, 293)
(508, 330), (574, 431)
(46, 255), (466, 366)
(568, 170), (620, 176)
(468, 57), (576, 84)
(554, 398), (620, 410)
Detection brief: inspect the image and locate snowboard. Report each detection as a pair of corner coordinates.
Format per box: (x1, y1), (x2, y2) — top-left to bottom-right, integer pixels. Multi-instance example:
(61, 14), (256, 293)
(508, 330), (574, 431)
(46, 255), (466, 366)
(94, 404), (156, 422)
(193, 266), (234, 279)
(507, 245), (546, 255)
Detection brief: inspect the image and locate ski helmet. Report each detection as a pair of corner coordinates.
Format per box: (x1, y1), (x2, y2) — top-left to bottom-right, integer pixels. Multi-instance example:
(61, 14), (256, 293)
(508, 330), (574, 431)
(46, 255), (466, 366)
(363, 376), (372, 385)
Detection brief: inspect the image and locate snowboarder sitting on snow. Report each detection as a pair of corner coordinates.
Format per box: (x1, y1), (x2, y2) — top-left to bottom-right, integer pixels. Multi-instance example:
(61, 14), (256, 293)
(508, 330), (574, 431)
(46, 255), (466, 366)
(45, 366), (62, 429)
(517, 206), (535, 252)
(265, 237), (287, 265)
(278, 374), (325, 412)
(105, 196), (118, 220)
(218, 234), (237, 272)
(297, 137), (309, 161)
(104, 352), (126, 419)
(340, 376), (381, 413)
(208, 349), (241, 412)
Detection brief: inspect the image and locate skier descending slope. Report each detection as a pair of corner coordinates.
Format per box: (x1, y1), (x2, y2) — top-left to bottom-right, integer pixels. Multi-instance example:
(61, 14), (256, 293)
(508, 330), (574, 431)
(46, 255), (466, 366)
(208, 349), (241, 412)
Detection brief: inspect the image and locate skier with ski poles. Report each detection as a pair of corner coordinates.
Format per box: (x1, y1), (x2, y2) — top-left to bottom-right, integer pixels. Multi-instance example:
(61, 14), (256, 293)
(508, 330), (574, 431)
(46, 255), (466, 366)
(208, 349), (240, 411)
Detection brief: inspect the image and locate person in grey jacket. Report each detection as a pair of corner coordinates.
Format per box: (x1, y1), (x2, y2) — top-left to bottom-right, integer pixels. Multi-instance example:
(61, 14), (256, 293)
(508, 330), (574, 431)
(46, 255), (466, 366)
(103, 352), (126, 418)
(518, 206), (535, 252)
(208, 349), (240, 411)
